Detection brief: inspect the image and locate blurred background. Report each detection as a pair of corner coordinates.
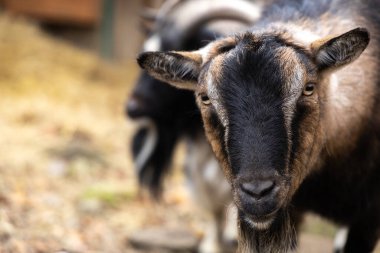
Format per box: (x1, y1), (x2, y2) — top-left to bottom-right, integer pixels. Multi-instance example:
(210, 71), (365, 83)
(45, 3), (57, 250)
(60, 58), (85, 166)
(0, 0), (378, 252)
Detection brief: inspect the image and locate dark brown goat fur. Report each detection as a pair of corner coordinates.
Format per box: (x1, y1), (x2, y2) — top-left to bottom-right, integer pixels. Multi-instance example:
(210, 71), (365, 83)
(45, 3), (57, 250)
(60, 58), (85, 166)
(138, 0), (380, 252)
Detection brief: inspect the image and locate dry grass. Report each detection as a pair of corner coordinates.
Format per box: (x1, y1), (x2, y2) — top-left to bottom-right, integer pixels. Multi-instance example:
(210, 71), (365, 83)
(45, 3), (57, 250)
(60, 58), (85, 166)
(0, 13), (197, 253)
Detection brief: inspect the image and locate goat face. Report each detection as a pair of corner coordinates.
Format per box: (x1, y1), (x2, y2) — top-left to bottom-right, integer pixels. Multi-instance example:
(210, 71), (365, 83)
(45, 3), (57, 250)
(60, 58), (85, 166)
(138, 28), (370, 229)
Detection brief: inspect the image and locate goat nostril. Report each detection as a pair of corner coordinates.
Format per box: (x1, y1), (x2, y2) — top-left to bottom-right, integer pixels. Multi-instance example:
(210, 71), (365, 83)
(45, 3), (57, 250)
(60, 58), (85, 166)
(240, 180), (275, 199)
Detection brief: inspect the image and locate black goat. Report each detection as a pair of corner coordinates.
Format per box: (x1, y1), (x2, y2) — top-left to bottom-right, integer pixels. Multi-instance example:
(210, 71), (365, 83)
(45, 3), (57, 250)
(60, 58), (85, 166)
(127, 1), (263, 252)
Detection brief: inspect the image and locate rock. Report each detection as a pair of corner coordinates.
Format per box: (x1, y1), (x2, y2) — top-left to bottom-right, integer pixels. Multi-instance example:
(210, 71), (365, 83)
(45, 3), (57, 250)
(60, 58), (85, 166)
(128, 227), (199, 253)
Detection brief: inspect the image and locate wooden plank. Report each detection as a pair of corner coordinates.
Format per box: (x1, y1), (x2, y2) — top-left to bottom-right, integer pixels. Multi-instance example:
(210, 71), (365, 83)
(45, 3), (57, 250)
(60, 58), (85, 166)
(100, 0), (115, 59)
(3, 0), (101, 26)
(113, 0), (144, 60)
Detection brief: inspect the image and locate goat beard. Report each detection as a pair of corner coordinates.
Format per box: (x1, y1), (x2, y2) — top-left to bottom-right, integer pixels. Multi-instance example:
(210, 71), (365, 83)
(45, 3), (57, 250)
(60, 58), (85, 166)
(237, 208), (299, 253)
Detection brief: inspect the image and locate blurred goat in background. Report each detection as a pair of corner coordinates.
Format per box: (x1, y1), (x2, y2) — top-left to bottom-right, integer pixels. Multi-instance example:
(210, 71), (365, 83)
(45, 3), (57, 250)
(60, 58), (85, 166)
(126, 0), (263, 252)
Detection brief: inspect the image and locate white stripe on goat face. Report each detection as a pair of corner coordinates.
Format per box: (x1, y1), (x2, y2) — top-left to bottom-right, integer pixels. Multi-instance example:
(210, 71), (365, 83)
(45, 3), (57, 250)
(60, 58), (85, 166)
(205, 71), (232, 157)
(143, 34), (162, 52)
(275, 47), (306, 158)
(206, 74), (229, 128)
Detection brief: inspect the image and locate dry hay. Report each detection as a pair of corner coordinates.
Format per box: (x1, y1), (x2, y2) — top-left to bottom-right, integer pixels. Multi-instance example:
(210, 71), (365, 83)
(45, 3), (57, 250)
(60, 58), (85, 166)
(0, 13), (197, 253)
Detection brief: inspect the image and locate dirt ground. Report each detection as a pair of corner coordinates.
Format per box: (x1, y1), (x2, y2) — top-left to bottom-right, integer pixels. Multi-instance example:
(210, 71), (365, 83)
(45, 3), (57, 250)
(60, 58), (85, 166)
(0, 14), (379, 253)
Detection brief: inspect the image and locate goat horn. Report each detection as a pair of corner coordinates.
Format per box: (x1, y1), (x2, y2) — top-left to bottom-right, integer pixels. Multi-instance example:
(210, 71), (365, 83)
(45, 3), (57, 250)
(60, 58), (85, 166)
(140, 8), (159, 22)
(164, 0), (263, 35)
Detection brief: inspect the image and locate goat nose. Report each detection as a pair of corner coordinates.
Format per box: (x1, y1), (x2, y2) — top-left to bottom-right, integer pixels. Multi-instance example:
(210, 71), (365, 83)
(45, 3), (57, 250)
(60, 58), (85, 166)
(240, 180), (275, 199)
(126, 98), (142, 118)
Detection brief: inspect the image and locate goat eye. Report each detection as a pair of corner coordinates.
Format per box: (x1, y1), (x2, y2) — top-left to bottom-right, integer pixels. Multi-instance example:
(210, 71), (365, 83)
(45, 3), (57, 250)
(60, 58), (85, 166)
(303, 83), (315, 96)
(200, 94), (211, 105)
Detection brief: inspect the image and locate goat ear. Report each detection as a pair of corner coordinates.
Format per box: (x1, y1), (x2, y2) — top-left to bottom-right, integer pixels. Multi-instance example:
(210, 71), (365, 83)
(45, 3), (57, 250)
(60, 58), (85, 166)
(137, 51), (202, 90)
(311, 27), (370, 70)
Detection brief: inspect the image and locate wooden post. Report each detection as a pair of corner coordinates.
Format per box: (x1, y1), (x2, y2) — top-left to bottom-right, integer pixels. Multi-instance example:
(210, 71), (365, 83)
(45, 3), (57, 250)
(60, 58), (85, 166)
(100, 0), (115, 59)
(98, 0), (166, 61)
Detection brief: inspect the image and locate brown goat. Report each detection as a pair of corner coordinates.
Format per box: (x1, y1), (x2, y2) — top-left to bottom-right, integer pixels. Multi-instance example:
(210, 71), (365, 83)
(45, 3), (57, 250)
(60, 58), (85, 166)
(137, 0), (380, 252)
